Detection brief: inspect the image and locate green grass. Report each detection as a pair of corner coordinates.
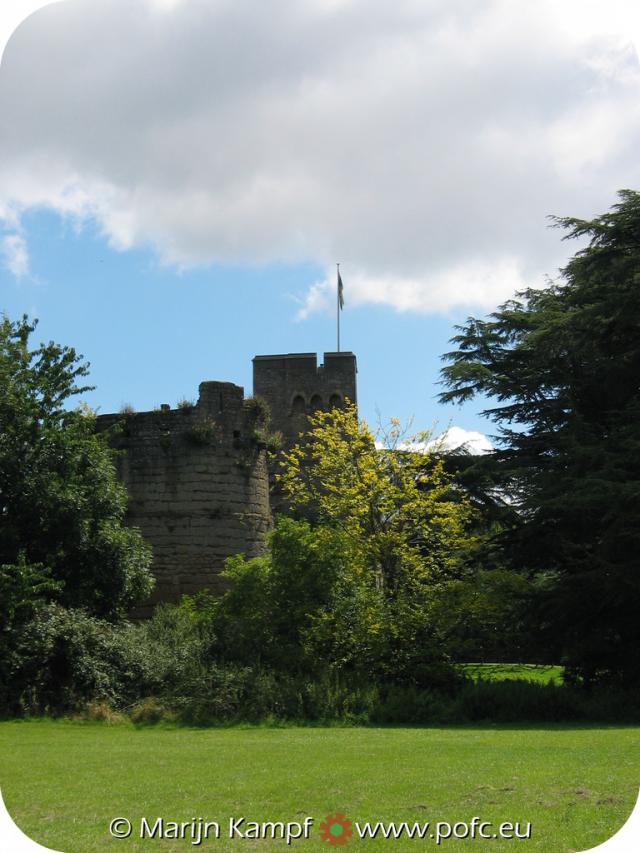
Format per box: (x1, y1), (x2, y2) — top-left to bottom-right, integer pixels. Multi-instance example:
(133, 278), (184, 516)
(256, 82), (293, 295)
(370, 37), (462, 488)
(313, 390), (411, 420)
(0, 720), (637, 851)
(457, 663), (564, 685)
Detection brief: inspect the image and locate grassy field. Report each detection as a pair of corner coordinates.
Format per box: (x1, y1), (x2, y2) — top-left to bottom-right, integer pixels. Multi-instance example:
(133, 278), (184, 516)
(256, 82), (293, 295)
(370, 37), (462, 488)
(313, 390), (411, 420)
(0, 720), (637, 852)
(456, 664), (564, 685)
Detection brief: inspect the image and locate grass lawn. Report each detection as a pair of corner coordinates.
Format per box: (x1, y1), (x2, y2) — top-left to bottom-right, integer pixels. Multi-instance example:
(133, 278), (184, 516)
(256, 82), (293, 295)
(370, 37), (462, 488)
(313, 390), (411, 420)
(456, 664), (565, 685)
(0, 720), (637, 851)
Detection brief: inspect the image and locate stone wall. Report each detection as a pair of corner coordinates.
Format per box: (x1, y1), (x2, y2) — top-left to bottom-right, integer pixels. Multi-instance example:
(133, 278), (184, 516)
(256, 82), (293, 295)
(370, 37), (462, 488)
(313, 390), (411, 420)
(97, 380), (271, 609)
(253, 351), (357, 447)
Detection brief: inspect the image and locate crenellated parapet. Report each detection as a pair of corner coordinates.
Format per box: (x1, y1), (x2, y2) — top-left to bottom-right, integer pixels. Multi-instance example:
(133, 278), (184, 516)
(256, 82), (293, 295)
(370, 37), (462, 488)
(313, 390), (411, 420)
(252, 352), (357, 447)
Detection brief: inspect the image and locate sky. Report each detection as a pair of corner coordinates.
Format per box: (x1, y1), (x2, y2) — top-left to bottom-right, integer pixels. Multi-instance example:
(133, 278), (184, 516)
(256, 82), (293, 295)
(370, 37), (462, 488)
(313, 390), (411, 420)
(1, 0), (640, 451)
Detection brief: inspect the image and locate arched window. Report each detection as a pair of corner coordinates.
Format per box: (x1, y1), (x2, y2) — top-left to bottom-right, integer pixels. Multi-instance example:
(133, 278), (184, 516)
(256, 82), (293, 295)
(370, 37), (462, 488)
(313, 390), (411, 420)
(329, 393), (343, 409)
(291, 394), (306, 415)
(310, 394), (323, 411)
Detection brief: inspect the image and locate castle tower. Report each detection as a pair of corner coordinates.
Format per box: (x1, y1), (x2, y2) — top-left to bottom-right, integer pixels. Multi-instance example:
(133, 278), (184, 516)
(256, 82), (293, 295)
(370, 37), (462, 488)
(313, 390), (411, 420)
(252, 351), (357, 447)
(97, 380), (271, 610)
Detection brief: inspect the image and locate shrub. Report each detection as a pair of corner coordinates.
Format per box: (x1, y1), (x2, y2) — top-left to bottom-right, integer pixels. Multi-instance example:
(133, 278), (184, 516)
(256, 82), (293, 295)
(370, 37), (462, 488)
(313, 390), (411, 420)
(81, 700), (125, 724)
(7, 604), (149, 715)
(187, 419), (221, 446)
(253, 426), (283, 453)
(212, 518), (354, 676)
(130, 697), (175, 725)
(372, 686), (452, 725)
(243, 395), (270, 424)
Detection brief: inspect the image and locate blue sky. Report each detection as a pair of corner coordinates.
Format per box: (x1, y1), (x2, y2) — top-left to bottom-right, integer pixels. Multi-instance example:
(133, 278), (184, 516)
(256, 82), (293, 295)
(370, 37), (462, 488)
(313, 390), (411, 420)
(2, 0), (640, 452)
(2, 208), (489, 439)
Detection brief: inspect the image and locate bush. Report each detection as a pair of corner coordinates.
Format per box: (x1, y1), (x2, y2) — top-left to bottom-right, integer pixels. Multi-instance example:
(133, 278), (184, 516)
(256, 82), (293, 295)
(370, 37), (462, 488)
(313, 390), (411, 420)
(6, 604), (149, 715)
(370, 679), (640, 725)
(212, 518), (351, 676)
(81, 700), (125, 724)
(243, 396), (270, 424)
(187, 419), (221, 446)
(4, 588), (638, 725)
(372, 686), (451, 725)
(130, 697), (175, 725)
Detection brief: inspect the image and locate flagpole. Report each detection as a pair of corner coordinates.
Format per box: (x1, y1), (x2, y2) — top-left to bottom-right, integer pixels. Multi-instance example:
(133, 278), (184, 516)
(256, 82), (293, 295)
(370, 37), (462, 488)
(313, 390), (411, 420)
(337, 262), (341, 352)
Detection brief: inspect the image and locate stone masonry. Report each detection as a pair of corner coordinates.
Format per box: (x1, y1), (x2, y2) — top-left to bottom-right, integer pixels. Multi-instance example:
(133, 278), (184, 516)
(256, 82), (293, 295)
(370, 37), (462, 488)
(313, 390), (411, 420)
(253, 351), (357, 448)
(98, 352), (357, 608)
(97, 380), (271, 608)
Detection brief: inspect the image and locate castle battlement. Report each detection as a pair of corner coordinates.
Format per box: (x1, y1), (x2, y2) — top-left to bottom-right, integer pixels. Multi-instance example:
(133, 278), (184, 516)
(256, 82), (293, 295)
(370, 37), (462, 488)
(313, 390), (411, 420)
(253, 351), (357, 445)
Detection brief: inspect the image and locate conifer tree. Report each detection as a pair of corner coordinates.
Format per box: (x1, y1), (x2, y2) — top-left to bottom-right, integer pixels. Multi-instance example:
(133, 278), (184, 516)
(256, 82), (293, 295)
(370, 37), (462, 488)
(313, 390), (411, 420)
(439, 190), (640, 685)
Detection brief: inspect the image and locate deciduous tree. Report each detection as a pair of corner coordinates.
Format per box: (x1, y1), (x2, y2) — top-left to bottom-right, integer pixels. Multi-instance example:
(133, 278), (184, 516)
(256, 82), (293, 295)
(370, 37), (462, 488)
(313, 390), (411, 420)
(0, 315), (153, 619)
(276, 403), (476, 682)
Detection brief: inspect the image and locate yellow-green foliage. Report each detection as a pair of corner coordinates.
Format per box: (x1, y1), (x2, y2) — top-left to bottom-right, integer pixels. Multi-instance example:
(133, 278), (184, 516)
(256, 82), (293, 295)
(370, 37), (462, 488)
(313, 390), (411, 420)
(277, 404), (478, 682)
(278, 402), (476, 596)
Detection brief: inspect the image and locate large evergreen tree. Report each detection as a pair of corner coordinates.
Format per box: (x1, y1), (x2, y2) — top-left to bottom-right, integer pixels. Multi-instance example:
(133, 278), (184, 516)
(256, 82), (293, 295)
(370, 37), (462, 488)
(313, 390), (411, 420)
(439, 190), (640, 686)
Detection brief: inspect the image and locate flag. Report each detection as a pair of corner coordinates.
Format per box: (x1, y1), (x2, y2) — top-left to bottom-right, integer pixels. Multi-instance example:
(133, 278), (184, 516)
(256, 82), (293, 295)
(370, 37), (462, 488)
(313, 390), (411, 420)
(338, 268), (344, 309)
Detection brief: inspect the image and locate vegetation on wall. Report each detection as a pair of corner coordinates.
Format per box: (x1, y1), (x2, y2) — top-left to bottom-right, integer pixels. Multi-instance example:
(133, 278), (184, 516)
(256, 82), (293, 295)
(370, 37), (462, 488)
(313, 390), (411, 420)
(186, 417), (222, 446)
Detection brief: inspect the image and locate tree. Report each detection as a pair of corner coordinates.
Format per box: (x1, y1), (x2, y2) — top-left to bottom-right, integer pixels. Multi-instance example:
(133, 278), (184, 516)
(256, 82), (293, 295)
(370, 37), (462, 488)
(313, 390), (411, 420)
(279, 403), (475, 592)
(212, 516), (356, 676)
(276, 402), (476, 683)
(0, 315), (154, 619)
(439, 190), (640, 685)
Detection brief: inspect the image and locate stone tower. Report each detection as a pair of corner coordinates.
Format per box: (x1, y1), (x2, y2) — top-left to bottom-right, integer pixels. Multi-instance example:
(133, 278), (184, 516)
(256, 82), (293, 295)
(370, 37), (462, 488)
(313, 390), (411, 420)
(97, 380), (271, 609)
(252, 351), (358, 447)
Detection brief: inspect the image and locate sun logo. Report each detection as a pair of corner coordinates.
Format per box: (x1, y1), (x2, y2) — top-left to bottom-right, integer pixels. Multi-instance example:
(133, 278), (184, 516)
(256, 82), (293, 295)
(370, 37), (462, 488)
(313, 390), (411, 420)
(319, 813), (353, 846)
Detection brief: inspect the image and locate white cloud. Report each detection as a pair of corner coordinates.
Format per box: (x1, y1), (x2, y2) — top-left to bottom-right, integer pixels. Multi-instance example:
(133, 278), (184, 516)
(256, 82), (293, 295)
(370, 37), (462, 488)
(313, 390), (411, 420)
(1, 233), (29, 277)
(378, 425), (493, 455)
(433, 426), (493, 455)
(0, 0), (639, 310)
(298, 259), (528, 316)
